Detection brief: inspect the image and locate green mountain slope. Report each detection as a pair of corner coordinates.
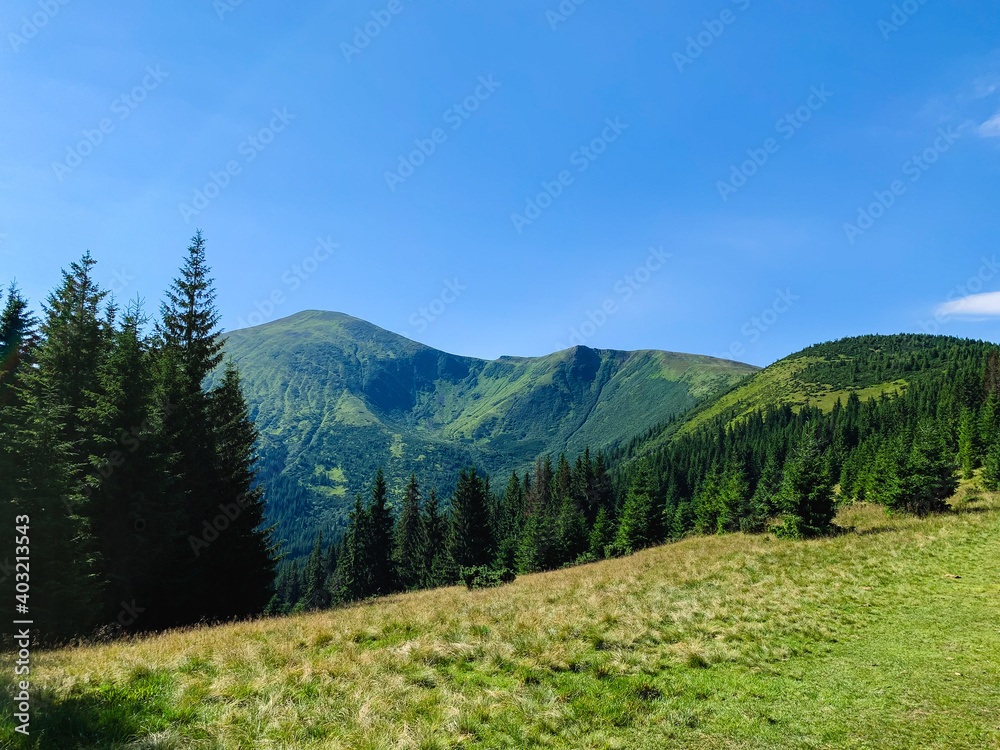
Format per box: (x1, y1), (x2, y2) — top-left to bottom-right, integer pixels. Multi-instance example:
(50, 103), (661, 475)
(618, 333), (990, 461)
(215, 310), (757, 555)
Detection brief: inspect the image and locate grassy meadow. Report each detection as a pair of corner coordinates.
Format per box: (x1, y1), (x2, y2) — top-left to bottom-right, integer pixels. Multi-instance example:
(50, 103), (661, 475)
(3, 488), (999, 750)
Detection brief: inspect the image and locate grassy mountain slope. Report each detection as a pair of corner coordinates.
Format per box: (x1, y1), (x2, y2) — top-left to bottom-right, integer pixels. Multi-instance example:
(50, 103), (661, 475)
(6, 487), (998, 749)
(620, 333), (982, 459)
(214, 311), (756, 554)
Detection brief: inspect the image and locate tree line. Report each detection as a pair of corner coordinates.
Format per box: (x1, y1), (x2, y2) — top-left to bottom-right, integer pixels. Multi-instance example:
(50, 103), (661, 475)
(270, 335), (1000, 614)
(0, 233), (276, 640)
(266, 449), (621, 613)
(615, 336), (999, 546)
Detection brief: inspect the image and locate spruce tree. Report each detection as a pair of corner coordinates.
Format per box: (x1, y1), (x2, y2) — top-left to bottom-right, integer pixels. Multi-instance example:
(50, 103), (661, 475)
(717, 457), (749, 533)
(334, 494), (369, 602)
(156, 232), (228, 624)
(982, 431), (1000, 492)
(615, 460), (658, 552)
(744, 451), (781, 532)
(88, 303), (171, 627)
(588, 506), (615, 559)
(420, 488), (447, 588)
(394, 474), (424, 590)
(899, 421), (958, 515)
(776, 433), (836, 538)
(518, 456), (557, 573)
(367, 468), (397, 595)
(206, 362), (278, 619)
(446, 467), (493, 572)
(302, 531), (329, 610)
(958, 407), (978, 480)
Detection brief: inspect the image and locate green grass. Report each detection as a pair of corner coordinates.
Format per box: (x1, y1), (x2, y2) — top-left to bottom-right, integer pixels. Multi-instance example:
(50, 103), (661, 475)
(3, 489), (999, 749)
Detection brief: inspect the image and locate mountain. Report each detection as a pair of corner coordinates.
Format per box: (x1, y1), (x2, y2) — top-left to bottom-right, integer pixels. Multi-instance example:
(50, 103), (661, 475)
(215, 310), (757, 555)
(616, 333), (993, 461)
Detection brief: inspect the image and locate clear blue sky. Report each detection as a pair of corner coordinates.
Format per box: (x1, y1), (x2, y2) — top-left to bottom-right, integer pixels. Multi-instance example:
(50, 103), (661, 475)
(2, 0), (999, 367)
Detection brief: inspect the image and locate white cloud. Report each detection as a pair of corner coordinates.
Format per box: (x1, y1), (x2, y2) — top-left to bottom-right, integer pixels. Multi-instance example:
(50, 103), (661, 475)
(938, 291), (1000, 317)
(980, 112), (1000, 138)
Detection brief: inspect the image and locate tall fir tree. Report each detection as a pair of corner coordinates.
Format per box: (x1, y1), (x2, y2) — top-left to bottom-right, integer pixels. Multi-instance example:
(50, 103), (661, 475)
(394, 474), (424, 590)
(958, 407), (978, 480)
(420, 488), (447, 588)
(204, 362), (278, 619)
(615, 459), (658, 552)
(776, 432), (836, 538)
(367, 468), (397, 595)
(302, 531), (329, 611)
(899, 421), (958, 515)
(446, 467), (493, 572)
(156, 232), (228, 625)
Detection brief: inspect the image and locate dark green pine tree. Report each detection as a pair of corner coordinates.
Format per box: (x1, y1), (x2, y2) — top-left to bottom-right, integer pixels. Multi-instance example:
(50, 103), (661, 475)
(518, 457), (557, 573)
(302, 531), (329, 611)
(615, 459), (658, 552)
(958, 407), (978, 480)
(981, 429), (1000, 492)
(776, 432), (836, 538)
(19, 260), (112, 637)
(717, 456), (749, 534)
(420, 488), (447, 588)
(899, 421), (958, 515)
(694, 464), (723, 535)
(979, 391), (1000, 457)
(744, 450), (782, 532)
(588, 506), (616, 559)
(491, 470), (524, 572)
(367, 468), (397, 595)
(671, 499), (695, 538)
(553, 454), (587, 564)
(87, 302), (172, 627)
(333, 494), (369, 602)
(205, 362), (278, 619)
(394, 474), (424, 590)
(1, 285), (99, 640)
(156, 232), (227, 625)
(31, 253), (111, 460)
(446, 467), (494, 573)
(287, 559), (302, 610)
(866, 435), (907, 508)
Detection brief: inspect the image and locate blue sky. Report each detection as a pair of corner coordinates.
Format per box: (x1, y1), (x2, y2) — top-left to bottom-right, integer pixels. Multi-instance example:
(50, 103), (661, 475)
(2, 0), (999, 367)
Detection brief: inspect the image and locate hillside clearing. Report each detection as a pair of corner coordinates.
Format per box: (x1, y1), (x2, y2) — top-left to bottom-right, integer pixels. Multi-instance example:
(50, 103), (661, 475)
(4, 492), (1000, 750)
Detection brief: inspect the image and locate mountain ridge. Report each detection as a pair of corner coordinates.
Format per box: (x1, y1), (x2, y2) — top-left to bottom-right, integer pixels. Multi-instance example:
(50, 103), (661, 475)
(213, 310), (758, 556)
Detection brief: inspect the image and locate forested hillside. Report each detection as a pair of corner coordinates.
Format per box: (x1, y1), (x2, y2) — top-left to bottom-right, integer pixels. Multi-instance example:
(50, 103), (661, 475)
(0, 235), (276, 639)
(218, 311), (756, 559)
(610, 334), (1000, 540)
